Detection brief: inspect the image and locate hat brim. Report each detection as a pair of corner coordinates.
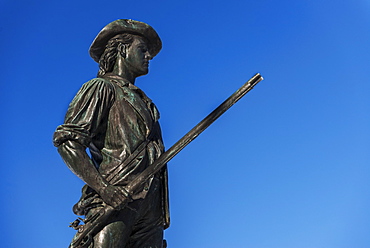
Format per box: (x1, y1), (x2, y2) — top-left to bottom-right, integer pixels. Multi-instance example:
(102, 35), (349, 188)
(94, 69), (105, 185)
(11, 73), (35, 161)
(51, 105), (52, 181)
(89, 19), (162, 63)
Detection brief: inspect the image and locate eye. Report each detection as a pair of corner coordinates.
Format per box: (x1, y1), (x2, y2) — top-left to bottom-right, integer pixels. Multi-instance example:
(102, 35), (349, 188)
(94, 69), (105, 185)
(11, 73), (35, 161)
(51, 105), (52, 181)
(139, 46), (148, 53)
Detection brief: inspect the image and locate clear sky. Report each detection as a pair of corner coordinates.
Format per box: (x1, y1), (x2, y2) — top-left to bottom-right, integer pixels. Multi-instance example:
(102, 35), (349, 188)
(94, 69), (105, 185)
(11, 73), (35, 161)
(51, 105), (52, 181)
(1, 0), (370, 247)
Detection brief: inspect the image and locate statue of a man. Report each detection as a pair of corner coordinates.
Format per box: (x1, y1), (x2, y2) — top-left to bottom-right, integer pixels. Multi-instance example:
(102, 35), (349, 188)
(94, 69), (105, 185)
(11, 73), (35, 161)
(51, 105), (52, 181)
(53, 19), (169, 248)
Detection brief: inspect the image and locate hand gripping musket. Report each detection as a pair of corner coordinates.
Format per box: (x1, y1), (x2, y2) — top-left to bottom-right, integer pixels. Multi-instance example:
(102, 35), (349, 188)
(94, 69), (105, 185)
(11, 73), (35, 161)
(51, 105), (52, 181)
(69, 73), (264, 248)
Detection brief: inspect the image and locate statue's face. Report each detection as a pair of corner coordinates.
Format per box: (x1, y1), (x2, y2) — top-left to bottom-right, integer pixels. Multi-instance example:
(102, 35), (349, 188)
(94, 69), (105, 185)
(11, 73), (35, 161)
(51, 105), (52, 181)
(124, 36), (151, 77)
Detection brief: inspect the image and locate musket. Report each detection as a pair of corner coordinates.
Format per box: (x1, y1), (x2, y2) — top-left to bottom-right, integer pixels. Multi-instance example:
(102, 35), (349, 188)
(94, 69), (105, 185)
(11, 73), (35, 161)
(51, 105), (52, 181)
(69, 73), (264, 248)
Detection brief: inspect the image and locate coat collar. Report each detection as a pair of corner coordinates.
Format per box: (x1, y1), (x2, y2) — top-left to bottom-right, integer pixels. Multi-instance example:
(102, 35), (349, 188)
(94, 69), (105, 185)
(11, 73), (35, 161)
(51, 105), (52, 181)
(101, 73), (160, 129)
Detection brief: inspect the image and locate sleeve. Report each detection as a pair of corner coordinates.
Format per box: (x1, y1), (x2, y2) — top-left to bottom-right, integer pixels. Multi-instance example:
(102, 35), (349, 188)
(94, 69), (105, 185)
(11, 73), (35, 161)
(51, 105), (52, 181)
(53, 78), (115, 148)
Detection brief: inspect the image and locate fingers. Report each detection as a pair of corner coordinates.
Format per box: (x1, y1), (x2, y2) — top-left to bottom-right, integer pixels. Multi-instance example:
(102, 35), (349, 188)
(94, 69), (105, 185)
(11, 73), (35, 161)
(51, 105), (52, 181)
(100, 185), (130, 209)
(112, 188), (127, 207)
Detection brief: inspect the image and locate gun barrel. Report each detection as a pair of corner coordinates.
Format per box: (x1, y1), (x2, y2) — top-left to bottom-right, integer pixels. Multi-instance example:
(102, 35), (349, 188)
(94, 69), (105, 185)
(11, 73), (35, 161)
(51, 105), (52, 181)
(70, 73), (263, 248)
(127, 73), (263, 193)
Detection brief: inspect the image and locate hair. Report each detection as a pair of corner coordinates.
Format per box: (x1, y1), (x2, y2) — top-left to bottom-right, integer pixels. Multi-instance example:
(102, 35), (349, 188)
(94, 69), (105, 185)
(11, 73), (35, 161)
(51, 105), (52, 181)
(97, 33), (135, 77)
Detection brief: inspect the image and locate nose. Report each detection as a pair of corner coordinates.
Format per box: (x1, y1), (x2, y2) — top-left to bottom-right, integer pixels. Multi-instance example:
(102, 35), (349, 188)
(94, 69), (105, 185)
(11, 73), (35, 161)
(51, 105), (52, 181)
(145, 51), (153, 60)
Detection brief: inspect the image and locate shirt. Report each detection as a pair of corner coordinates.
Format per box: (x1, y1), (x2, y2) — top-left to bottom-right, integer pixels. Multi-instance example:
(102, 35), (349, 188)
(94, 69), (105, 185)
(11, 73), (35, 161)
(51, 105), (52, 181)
(53, 73), (170, 227)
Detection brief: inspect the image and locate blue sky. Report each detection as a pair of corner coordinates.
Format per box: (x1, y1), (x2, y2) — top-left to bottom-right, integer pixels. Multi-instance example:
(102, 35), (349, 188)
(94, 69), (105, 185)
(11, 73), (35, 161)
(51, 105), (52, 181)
(1, 0), (370, 247)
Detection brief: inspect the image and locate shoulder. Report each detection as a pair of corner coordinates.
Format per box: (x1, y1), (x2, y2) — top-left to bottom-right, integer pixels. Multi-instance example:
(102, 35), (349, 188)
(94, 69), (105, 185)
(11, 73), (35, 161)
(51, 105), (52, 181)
(69, 77), (116, 106)
(73, 77), (117, 101)
(79, 77), (116, 93)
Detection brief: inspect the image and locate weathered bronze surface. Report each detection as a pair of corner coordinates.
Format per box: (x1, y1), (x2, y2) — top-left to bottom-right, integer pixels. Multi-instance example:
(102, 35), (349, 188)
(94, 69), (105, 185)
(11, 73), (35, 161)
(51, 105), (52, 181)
(54, 19), (263, 248)
(54, 19), (169, 248)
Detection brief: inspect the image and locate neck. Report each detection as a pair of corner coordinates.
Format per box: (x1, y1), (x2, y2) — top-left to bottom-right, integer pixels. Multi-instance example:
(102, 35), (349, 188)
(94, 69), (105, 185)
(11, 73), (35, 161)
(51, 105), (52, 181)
(112, 55), (136, 84)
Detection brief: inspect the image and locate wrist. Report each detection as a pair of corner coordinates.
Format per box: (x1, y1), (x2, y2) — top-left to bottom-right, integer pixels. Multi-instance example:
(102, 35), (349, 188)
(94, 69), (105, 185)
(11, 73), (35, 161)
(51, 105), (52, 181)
(91, 177), (110, 193)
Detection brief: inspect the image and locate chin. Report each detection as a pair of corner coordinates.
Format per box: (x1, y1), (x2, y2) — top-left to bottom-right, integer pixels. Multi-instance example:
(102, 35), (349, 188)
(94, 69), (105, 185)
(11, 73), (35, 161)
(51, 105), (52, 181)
(141, 68), (149, 75)
(136, 70), (149, 77)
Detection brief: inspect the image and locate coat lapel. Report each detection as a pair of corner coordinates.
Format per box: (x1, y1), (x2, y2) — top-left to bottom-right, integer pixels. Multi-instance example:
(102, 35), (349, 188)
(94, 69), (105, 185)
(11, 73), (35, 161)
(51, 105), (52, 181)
(103, 75), (155, 134)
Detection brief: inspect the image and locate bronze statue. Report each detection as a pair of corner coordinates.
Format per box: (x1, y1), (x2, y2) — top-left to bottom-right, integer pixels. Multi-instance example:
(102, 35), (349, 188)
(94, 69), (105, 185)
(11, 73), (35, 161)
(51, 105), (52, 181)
(54, 19), (169, 248)
(54, 18), (263, 248)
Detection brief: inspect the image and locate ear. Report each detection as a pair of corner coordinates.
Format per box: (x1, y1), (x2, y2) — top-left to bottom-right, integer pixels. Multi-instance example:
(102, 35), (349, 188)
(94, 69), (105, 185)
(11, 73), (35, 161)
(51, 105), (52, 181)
(117, 43), (127, 58)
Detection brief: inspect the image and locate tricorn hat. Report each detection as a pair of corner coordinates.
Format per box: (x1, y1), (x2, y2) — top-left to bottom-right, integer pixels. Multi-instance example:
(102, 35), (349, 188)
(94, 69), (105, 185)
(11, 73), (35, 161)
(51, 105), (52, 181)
(89, 19), (162, 63)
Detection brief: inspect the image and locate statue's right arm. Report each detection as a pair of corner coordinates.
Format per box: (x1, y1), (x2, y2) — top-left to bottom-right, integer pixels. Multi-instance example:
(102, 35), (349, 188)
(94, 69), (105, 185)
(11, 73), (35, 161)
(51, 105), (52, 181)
(54, 79), (127, 208)
(57, 140), (126, 208)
